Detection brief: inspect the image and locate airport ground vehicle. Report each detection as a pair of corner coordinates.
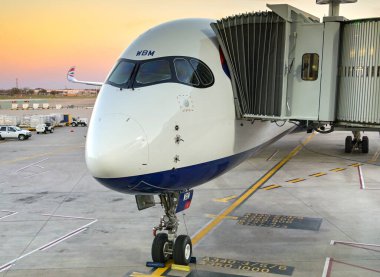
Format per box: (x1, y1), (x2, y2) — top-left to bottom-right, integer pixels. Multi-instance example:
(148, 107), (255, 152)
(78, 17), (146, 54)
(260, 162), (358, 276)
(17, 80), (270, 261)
(71, 117), (88, 127)
(0, 126), (32, 140)
(36, 123), (54, 134)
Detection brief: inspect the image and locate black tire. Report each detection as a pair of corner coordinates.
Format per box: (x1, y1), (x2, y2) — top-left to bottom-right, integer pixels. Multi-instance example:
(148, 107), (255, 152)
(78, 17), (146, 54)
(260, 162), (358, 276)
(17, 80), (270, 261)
(0, 135), (4, 140)
(37, 132), (39, 134)
(152, 233), (171, 263)
(362, 136), (369, 153)
(18, 134), (25, 141)
(50, 128), (54, 133)
(173, 235), (192, 265)
(345, 136), (353, 153)
(71, 122), (77, 127)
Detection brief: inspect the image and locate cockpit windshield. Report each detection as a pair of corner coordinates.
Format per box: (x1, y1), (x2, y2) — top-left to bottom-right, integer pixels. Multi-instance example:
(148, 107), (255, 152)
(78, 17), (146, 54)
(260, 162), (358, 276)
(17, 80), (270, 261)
(135, 60), (172, 85)
(107, 61), (135, 86)
(106, 56), (214, 89)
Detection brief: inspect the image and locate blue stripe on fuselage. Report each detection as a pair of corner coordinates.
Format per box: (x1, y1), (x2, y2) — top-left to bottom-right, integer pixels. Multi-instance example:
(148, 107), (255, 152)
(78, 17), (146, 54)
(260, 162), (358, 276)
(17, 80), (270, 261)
(95, 127), (295, 194)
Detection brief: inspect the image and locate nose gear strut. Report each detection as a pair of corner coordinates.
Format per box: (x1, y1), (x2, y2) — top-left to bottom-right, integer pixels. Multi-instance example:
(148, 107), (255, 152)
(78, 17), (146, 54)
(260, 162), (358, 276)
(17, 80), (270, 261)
(151, 192), (193, 265)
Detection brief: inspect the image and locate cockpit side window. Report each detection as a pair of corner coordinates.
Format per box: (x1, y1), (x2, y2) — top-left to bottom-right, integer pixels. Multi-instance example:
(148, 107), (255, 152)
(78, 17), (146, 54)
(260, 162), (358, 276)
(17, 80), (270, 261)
(135, 60), (172, 85)
(190, 59), (214, 86)
(174, 58), (200, 86)
(107, 61), (135, 87)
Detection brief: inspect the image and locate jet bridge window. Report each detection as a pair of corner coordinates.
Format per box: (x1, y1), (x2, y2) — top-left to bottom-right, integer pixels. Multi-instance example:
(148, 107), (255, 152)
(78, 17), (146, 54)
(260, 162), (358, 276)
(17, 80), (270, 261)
(107, 61), (135, 86)
(135, 60), (172, 85)
(302, 53), (319, 81)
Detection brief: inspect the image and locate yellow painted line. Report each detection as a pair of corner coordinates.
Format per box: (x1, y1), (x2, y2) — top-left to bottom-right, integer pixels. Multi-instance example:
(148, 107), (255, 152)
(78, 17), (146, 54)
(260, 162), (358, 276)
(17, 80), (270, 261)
(191, 133), (315, 246)
(151, 132), (315, 276)
(309, 172), (327, 177)
(151, 260), (173, 276)
(286, 178), (306, 183)
(171, 264), (191, 272)
(205, 214), (239, 220)
(330, 168), (346, 172)
(262, 184), (282, 191)
(213, 195), (238, 203)
(349, 163), (363, 167)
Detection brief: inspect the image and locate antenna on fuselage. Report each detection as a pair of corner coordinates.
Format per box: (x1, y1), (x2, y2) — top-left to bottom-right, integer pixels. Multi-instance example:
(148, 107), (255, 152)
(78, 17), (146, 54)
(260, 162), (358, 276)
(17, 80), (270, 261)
(316, 0), (358, 16)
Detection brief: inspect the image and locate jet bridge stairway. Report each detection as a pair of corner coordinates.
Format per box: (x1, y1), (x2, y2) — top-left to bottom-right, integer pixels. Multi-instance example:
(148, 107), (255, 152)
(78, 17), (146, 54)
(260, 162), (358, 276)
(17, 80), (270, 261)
(211, 4), (380, 137)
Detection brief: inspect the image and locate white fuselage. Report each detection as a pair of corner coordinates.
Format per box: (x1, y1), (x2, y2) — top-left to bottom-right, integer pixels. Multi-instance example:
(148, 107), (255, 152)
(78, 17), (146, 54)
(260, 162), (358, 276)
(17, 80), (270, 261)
(85, 19), (294, 194)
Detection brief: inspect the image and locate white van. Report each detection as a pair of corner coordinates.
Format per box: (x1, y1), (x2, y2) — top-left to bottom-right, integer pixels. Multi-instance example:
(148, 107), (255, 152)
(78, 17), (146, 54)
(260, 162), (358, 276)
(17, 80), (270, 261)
(36, 123), (54, 134)
(0, 126), (32, 140)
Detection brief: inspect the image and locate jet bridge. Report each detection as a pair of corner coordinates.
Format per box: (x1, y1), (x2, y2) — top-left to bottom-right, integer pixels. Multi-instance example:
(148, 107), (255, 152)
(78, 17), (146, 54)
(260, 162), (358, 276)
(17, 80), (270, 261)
(212, 0), (380, 135)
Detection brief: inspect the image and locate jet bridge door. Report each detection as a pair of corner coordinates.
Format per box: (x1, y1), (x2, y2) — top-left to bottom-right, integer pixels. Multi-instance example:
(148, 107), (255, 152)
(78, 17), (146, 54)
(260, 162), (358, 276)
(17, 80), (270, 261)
(287, 24), (324, 120)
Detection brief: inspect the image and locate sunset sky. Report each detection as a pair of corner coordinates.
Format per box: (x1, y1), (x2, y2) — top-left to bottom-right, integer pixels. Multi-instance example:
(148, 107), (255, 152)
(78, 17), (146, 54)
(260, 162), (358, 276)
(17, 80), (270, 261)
(1, 0), (379, 89)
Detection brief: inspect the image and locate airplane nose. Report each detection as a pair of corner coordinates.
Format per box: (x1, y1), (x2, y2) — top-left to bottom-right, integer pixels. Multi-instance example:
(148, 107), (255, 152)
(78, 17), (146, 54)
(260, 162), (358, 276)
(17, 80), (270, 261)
(85, 114), (149, 178)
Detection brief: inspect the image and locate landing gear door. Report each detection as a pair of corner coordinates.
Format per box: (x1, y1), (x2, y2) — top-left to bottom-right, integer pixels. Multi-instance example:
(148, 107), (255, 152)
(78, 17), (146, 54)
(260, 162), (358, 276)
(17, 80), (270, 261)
(176, 190), (193, 213)
(287, 23), (324, 120)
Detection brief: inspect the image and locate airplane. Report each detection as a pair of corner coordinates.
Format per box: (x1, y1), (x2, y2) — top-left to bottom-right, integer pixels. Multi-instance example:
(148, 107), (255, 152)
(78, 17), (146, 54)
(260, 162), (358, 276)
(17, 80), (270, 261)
(67, 18), (297, 266)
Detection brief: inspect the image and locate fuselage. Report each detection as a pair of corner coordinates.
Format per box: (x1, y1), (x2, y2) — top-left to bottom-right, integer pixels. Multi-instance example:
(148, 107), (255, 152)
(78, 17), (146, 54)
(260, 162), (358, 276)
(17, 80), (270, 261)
(85, 19), (294, 194)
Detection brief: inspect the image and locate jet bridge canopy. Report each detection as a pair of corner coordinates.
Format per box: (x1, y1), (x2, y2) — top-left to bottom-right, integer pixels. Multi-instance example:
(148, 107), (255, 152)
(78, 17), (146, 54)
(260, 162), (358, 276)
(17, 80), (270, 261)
(211, 12), (286, 119)
(212, 4), (380, 130)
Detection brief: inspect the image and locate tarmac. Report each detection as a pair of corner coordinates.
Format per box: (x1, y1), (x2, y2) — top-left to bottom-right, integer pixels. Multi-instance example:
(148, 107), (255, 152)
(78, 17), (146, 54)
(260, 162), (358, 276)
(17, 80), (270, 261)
(0, 122), (379, 277)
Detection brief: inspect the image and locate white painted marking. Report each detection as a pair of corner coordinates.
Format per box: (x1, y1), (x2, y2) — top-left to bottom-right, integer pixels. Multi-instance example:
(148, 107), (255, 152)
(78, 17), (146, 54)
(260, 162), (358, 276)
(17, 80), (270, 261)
(358, 166), (365, 190)
(15, 158), (49, 173)
(23, 171), (49, 178)
(369, 150), (380, 163)
(332, 240), (380, 248)
(266, 149), (279, 161)
(0, 213), (97, 272)
(41, 214), (95, 221)
(39, 226), (90, 251)
(0, 210), (18, 221)
(322, 257), (331, 277)
(0, 263), (13, 272)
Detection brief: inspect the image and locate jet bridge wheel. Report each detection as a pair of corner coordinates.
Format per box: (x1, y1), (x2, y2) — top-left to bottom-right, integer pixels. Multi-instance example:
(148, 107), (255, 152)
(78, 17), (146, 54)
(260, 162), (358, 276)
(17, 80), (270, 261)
(345, 136), (353, 153)
(173, 235), (192, 265)
(362, 136), (369, 153)
(152, 233), (172, 263)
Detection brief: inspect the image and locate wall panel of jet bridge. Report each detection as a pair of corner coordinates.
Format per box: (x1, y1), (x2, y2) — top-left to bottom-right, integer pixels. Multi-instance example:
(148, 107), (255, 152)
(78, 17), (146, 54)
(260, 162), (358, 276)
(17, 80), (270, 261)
(337, 18), (380, 126)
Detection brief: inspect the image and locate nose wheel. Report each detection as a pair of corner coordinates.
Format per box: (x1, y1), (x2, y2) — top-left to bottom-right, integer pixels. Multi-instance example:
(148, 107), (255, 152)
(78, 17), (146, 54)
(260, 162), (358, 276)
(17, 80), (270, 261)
(173, 235), (192, 265)
(151, 192), (193, 265)
(345, 132), (369, 153)
(152, 233), (172, 263)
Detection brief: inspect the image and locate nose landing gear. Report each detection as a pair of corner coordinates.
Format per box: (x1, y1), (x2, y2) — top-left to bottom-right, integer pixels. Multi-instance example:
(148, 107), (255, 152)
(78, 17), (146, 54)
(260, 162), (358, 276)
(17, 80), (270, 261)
(152, 192), (193, 265)
(345, 131), (369, 153)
